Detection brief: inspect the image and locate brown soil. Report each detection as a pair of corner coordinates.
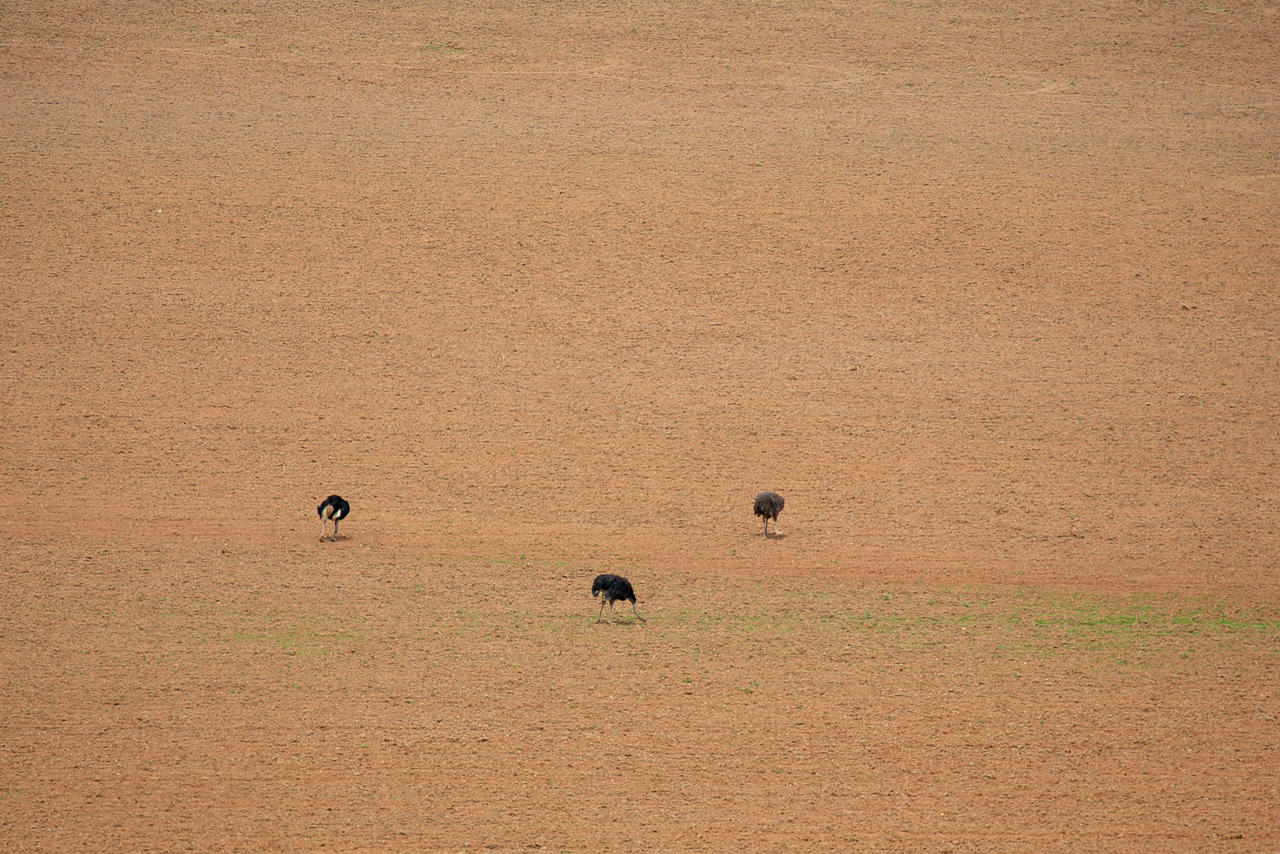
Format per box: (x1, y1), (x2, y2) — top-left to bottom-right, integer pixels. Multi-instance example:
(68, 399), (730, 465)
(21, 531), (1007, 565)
(2, 0), (1278, 849)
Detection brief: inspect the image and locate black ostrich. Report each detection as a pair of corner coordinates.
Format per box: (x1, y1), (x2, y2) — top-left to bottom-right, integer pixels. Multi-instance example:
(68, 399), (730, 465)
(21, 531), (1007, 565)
(317, 494), (350, 541)
(591, 574), (646, 623)
(753, 491), (785, 538)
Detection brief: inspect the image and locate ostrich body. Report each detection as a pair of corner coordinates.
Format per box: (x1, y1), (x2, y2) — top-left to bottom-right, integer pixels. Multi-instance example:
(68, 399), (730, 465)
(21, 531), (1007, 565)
(754, 491), (785, 538)
(317, 494), (350, 540)
(591, 574), (646, 623)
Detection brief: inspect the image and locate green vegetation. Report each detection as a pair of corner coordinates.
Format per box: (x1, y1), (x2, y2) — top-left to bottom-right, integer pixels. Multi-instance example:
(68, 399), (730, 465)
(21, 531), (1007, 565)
(15, 547), (1276, 709)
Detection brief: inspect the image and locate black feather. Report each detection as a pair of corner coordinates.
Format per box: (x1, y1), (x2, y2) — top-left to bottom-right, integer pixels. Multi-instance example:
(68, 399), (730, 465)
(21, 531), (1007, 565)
(591, 573), (636, 604)
(753, 491), (784, 520)
(318, 495), (350, 520)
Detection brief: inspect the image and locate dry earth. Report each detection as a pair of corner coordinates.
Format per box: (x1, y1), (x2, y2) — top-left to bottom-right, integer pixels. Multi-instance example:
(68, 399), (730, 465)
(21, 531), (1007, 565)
(2, 0), (1278, 849)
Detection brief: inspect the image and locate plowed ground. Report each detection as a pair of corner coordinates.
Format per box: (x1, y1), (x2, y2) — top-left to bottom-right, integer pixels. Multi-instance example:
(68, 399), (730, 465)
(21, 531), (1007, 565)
(2, 0), (1278, 849)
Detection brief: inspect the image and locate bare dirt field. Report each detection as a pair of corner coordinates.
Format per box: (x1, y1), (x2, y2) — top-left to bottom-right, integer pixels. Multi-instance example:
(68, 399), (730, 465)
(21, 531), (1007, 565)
(2, 0), (1278, 849)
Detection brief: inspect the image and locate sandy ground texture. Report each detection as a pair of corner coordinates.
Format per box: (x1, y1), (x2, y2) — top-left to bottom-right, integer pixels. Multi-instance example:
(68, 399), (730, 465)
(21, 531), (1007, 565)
(2, 0), (1278, 849)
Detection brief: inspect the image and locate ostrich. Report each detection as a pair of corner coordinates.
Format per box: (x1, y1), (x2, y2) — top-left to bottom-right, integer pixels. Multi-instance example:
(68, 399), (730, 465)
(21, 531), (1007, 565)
(754, 491), (785, 538)
(591, 574), (646, 623)
(317, 494), (350, 541)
